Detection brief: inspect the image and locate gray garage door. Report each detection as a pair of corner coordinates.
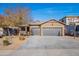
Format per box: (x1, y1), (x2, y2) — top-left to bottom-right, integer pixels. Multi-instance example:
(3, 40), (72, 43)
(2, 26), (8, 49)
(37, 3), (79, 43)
(32, 27), (62, 36)
(43, 27), (61, 36)
(32, 28), (40, 35)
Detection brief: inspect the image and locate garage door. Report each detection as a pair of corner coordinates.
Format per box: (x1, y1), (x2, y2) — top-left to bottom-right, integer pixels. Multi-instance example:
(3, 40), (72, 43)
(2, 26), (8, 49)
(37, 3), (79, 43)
(32, 28), (40, 35)
(42, 27), (61, 36)
(32, 27), (62, 36)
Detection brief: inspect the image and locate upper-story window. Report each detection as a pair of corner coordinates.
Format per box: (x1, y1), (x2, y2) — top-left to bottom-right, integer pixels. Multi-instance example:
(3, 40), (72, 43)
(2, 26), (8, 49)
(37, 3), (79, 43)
(67, 18), (79, 22)
(66, 18), (71, 20)
(73, 18), (79, 22)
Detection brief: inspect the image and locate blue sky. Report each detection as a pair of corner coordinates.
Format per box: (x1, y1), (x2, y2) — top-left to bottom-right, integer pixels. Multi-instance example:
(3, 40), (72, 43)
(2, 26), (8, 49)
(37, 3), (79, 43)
(0, 3), (79, 21)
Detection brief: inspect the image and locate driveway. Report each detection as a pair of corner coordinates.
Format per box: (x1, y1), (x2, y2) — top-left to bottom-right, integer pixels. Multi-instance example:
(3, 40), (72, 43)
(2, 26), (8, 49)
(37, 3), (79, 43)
(9, 36), (79, 56)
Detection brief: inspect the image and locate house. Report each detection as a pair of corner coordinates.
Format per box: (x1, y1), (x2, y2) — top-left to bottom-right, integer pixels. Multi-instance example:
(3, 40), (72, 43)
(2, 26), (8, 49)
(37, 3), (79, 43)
(60, 16), (79, 36)
(0, 19), (65, 36)
(60, 16), (79, 25)
(29, 19), (65, 36)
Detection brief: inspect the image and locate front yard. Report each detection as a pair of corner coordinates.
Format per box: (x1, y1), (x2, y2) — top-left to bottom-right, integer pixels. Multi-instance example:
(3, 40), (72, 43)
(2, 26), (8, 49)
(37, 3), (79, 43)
(0, 36), (79, 56)
(0, 36), (28, 55)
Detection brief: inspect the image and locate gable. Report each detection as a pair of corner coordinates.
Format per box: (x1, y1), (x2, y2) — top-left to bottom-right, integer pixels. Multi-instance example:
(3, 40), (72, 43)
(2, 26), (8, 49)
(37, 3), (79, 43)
(41, 20), (64, 27)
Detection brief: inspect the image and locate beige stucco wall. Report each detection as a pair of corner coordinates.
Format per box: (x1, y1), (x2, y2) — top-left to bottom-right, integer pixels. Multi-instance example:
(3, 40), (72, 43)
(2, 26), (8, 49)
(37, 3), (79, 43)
(41, 21), (64, 27)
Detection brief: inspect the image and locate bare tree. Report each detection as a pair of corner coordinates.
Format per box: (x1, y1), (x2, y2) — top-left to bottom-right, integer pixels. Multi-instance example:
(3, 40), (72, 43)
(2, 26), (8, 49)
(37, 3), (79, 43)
(5, 7), (31, 26)
(0, 15), (4, 27)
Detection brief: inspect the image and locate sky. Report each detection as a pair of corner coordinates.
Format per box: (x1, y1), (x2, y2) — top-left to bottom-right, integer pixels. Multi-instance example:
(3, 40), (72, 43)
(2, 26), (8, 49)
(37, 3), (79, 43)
(0, 3), (79, 21)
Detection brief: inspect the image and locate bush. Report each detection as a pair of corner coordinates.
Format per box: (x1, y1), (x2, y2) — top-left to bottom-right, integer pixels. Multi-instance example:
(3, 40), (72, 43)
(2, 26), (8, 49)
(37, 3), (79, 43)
(3, 40), (10, 46)
(19, 36), (25, 40)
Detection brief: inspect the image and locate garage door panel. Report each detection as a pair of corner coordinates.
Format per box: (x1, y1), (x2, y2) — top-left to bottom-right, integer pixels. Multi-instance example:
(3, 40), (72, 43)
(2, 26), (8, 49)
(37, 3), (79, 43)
(32, 28), (40, 35)
(43, 27), (61, 36)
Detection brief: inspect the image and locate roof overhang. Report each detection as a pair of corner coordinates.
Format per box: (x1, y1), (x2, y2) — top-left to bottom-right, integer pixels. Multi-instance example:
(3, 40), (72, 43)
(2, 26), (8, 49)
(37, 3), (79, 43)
(29, 23), (41, 26)
(18, 24), (29, 27)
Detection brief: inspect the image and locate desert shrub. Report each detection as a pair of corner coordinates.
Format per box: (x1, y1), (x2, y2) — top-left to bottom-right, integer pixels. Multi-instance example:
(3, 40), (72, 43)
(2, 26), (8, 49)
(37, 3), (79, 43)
(3, 40), (10, 46)
(19, 36), (25, 40)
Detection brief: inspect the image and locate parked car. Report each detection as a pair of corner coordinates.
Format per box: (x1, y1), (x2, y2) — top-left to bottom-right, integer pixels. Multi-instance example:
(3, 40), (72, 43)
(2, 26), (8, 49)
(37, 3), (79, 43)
(0, 28), (4, 38)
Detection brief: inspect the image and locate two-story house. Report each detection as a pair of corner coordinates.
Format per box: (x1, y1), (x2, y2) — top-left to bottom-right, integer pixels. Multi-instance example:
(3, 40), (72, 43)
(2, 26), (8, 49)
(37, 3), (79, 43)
(60, 16), (79, 25)
(60, 16), (79, 35)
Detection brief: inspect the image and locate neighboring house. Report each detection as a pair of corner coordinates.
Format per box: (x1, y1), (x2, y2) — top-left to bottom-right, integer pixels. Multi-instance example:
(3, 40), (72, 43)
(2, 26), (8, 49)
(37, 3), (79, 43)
(29, 19), (65, 36)
(60, 16), (79, 36)
(60, 16), (79, 25)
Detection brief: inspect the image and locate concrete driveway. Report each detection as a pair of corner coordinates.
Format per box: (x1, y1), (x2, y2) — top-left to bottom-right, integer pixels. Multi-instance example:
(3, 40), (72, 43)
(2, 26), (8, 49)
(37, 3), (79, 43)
(9, 36), (79, 56)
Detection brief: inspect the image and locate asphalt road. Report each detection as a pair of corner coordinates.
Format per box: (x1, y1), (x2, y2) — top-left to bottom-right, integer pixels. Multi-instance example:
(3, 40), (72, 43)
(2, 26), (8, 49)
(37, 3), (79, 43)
(9, 36), (79, 56)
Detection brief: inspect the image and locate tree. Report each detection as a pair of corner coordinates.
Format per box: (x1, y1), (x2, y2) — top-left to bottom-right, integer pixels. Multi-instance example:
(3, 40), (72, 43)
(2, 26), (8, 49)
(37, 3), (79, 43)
(5, 7), (31, 27)
(0, 15), (4, 27)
